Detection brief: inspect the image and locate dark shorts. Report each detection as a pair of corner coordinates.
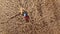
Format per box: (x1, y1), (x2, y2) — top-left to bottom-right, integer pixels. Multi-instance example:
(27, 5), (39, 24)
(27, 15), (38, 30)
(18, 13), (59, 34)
(24, 16), (29, 22)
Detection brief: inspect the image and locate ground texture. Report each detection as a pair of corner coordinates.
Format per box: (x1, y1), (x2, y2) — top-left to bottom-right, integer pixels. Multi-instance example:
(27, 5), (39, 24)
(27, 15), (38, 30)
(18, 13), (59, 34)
(0, 0), (60, 34)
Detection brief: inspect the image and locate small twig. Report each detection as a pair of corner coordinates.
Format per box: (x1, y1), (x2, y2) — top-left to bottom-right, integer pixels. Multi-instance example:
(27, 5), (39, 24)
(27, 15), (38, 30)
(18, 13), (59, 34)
(6, 13), (21, 23)
(10, 13), (20, 19)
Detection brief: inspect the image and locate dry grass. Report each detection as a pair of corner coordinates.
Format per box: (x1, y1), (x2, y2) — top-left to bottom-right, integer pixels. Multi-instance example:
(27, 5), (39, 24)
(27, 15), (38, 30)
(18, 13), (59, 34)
(0, 0), (60, 34)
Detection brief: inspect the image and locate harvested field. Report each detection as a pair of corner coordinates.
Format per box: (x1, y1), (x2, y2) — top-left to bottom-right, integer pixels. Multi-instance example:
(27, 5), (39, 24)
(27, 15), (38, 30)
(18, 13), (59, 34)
(0, 0), (60, 34)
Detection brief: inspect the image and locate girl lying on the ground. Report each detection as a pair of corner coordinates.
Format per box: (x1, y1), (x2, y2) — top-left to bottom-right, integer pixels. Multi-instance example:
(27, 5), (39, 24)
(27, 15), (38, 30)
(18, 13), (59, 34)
(23, 11), (29, 22)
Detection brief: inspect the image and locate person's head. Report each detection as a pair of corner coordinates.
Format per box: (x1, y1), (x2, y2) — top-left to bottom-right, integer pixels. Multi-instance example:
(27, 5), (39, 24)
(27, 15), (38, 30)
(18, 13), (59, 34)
(22, 10), (28, 16)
